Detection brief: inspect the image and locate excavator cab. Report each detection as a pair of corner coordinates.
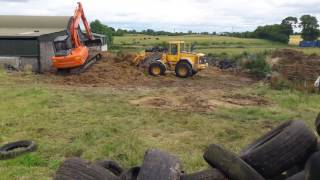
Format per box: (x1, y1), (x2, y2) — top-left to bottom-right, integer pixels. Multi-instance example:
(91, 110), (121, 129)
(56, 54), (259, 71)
(53, 35), (73, 57)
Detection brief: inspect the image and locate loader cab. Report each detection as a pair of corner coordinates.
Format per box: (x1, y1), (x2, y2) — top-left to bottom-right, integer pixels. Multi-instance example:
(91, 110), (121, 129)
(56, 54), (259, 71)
(167, 41), (190, 62)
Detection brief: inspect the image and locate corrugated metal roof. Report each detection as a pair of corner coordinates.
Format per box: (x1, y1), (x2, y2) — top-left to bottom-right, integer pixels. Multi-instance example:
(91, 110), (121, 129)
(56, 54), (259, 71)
(0, 15), (71, 37)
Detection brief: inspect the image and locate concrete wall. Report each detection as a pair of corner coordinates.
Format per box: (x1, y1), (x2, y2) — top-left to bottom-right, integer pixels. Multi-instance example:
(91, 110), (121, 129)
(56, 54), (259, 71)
(39, 40), (55, 72)
(0, 56), (38, 71)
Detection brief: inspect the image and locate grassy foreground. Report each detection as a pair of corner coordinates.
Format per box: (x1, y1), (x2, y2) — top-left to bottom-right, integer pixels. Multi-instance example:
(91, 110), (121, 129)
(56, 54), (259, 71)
(0, 71), (319, 179)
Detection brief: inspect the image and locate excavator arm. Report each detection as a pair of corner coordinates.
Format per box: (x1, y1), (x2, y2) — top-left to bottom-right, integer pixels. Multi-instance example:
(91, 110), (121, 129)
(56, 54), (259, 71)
(70, 2), (94, 48)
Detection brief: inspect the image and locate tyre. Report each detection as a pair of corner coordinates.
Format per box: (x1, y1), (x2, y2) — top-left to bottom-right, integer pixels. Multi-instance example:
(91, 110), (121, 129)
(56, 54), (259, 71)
(286, 171), (304, 180)
(240, 120), (317, 178)
(315, 113), (320, 136)
(120, 166), (140, 180)
(175, 61), (193, 78)
(94, 160), (124, 176)
(180, 169), (227, 180)
(137, 149), (182, 180)
(148, 62), (166, 76)
(0, 140), (37, 160)
(203, 144), (265, 180)
(54, 158), (119, 180)
(305, 151), (320, 180)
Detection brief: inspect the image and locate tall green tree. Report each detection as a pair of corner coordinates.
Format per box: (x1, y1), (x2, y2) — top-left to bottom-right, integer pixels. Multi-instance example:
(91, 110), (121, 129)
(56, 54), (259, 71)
(90, 20), (113, 45)
(253, 24), (290, 43)
(300, 15), (320, 41)
(281, 16), (298, 35)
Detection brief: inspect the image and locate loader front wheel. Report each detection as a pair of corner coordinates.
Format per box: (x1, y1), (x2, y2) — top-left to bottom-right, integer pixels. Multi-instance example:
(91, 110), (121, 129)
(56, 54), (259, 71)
(176, 62), (193, 78)
(149, 62), (166, 76)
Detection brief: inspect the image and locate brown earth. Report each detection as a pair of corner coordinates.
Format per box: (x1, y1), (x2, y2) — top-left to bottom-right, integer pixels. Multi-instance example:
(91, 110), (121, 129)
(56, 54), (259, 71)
(269, 49), (320, 92)
(44, 53), (254, 89)
(41, 53), (267, 112)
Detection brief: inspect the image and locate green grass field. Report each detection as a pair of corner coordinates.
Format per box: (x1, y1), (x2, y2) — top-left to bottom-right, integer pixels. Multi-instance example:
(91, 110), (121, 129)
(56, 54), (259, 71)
(0, 71), (320, 179)
(112, 34), (320, 56)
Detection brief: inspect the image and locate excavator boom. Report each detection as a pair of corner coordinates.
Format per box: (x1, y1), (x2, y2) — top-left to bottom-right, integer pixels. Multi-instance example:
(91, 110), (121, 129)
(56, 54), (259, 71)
(71, 2), (94, 48)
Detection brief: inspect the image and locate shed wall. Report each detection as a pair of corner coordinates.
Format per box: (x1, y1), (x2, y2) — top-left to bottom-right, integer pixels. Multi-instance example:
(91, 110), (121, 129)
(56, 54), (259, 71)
(0, 39), (38, 56)
(39, 40), (55, 72)
(0, 56), (38, 71)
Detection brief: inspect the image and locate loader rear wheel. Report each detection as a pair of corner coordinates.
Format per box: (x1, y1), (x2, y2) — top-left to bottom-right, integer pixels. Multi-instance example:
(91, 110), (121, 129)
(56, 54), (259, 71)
(149, 62), (166, 76)
(175, 62), (193, 78)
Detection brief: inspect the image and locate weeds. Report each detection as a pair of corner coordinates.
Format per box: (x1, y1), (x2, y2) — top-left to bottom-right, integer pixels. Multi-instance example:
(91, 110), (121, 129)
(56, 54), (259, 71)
(243, 53), (271, 78)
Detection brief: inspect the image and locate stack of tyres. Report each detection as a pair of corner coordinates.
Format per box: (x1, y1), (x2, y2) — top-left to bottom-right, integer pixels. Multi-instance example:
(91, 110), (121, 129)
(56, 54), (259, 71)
(204, 119), (320, 180)
(54, 114), (320, 180)
(240, 120), (317, 179)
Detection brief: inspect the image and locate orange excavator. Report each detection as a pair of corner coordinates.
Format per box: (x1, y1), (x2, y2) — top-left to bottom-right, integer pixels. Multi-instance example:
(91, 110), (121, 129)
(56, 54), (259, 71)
(52, 2), (102, 74)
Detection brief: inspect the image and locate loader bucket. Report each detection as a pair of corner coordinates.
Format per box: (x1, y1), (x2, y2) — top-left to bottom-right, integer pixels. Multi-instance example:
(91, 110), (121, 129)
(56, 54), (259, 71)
(133, 51), (146, 66)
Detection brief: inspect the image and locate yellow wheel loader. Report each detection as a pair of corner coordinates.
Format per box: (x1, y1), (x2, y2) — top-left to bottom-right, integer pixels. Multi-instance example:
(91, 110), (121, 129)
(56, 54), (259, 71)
(134, 41), (208, 78)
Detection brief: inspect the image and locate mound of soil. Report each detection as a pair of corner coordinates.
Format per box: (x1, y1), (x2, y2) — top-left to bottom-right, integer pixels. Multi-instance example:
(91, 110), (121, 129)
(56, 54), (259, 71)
(270, 49), (320, 91)
(45, 53), (149, 86)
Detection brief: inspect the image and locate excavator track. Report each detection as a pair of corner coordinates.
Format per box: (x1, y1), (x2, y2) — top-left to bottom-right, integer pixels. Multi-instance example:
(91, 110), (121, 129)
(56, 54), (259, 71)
(57, 51), (102, 75)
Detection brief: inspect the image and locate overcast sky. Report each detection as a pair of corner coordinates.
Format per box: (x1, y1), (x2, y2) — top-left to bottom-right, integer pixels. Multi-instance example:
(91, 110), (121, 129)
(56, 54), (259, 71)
(0, 0), (319, 32)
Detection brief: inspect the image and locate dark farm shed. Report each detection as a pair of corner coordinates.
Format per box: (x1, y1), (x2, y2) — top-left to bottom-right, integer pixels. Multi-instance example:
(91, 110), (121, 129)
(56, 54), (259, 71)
(0, 15), (71, 72)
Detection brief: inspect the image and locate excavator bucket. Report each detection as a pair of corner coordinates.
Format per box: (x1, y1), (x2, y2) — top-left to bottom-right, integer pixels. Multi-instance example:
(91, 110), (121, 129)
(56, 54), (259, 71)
(84, 38), (103, 48)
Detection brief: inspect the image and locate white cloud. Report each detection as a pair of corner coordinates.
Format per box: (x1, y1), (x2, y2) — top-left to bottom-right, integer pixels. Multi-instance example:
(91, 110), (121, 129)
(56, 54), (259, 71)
(0, 0), (319, 32)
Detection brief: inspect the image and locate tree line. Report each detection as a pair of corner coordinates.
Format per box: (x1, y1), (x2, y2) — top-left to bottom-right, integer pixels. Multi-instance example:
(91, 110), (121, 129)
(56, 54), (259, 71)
(226, 15), (319, 43)
(90, 15), (319, 45)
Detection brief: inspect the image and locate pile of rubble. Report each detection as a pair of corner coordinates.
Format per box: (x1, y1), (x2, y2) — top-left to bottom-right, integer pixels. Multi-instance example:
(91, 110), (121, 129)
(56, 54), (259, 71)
(54, 114), (320, 180)
(269, 49), (320, 91)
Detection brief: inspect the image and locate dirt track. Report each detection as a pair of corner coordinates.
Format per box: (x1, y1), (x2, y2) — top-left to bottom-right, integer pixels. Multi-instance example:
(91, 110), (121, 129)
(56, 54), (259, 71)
(42, 53), (267, 112)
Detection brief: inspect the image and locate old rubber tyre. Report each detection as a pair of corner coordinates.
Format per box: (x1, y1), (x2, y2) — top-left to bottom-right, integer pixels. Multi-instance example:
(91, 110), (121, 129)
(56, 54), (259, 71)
(286, 171), (304, 180)
(54, 158), (119, 180)
(94, 160), (124, 176)
(315, 113), (320, 136)
(204, 144), (265, 180)
(180, 169), (227, 180)
(0, 140), (37, 160)
(305, 151), (320, 180)
(148, 62), (166, 76)
(120, 166), (140, 180)
(175, 61), (193, 78)
(137, 149), (182, 180)
(240, 120), (317, 178)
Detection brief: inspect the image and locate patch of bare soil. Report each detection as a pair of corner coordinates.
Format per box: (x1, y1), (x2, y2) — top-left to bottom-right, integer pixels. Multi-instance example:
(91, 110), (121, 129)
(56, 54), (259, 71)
(130, 93), (269, 112)
(42, 52), (265, 112)
(43, 53), (255, 90)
